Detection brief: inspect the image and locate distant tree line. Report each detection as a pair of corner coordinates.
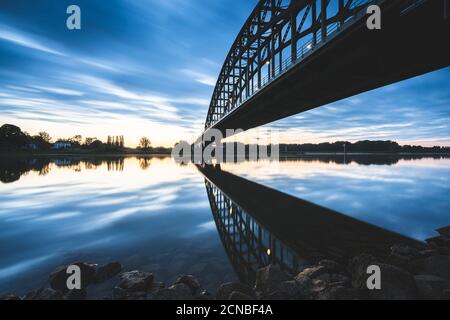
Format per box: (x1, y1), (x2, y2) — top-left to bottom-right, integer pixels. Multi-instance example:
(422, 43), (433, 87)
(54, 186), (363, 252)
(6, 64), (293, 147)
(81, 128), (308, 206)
(0, 124), (172, 154)
(278, 140), (450, 153)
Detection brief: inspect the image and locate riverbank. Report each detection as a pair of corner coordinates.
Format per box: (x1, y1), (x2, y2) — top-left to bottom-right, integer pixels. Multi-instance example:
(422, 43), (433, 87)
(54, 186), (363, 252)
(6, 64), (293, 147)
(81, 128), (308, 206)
(2, 227), (449, 300)
(0, 151), (172, 157)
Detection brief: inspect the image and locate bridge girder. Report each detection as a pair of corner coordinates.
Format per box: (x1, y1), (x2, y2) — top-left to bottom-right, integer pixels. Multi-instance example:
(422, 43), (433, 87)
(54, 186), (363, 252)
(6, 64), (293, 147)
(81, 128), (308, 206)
(205, 0), (369, 128)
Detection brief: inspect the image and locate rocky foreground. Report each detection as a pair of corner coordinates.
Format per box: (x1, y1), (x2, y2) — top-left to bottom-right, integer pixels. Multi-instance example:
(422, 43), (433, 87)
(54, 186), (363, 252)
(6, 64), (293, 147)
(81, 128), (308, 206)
(2, 227), (450, 301)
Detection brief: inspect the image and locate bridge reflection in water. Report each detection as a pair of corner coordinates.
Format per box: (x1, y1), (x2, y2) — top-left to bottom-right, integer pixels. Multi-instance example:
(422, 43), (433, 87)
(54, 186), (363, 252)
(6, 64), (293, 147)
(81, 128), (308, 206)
(199, 164), (421, 284)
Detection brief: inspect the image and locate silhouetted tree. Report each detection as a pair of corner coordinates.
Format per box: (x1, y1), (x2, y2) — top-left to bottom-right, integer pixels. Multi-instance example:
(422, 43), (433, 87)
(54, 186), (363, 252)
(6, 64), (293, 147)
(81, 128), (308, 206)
(38, 132), (52, 144)
(139, 137), (151, 150)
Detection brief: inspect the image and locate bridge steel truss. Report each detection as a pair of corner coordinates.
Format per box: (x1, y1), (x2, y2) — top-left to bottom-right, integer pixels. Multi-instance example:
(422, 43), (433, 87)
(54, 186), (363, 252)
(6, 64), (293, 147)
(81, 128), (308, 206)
(205, 179), (304, 283)
(205, 0), (377, 129)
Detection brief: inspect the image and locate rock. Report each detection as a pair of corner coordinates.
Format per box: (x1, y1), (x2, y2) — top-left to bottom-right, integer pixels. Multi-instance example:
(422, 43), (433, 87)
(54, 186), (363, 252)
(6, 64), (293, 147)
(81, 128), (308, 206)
(294, 274), (313, 299)
(347, 253), (379, 288)
(216, 282), (255, 300)
(390, 244), (419, 257)
(297, 265), (327, 279)
(330, 273), (351, 285)
(24, 288), (63, 300)
(94, 262), (122, 282)
(317, 286), (359, 300)
(49, 262), (97, 292)
(0, 294), (21, 300)
(414, 275), (450, 299)
(426, 236), (450, 248)
(174, 275), (201, 295)
(318, 260), (342, 272)
(314, 273), (331, 283)
(228, 291), (254, 300)
(442, 289), (450, 300)
(418, 249), (438, 258)
(153, 283), (193, 300)
(310, 279), (328, 296)
(64, 289), (87, 300)
(366, 264), (417, 300)
(113, 271), (154, 299)
(195, 290), (213, 300)
(417, 255), (450, 280)
(272, 280), (310, 300)
(437, 226), (450, 237)
(116, 271), (154, 292)
(255, 265), (291, 293)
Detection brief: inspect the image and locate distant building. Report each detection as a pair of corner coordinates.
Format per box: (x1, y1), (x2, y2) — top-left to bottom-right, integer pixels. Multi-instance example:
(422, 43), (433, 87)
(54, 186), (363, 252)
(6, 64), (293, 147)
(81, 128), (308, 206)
(52, 141), (72, 150)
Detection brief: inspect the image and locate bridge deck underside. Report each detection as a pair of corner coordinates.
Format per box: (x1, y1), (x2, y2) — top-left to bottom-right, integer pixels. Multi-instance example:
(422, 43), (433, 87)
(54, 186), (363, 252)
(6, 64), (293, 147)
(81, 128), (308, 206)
(207, 0), (450, 135)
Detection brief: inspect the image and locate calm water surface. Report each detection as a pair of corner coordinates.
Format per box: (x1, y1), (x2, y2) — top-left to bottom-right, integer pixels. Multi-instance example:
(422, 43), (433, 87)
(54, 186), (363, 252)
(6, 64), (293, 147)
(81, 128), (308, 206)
(0, 155), (449, 296)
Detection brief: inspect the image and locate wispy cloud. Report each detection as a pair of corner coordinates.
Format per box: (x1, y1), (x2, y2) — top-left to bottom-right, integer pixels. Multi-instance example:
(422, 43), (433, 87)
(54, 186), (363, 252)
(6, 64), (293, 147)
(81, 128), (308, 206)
(181, 69), (216, 87)
(0, 24), (64, 56)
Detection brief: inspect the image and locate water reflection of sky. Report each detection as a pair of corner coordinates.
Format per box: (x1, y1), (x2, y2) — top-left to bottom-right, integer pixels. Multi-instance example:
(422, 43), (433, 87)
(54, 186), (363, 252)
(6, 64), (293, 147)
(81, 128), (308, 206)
(222, 157), (450, 241)
(0, 156), (449, 296)
(0, 157), (236, 295)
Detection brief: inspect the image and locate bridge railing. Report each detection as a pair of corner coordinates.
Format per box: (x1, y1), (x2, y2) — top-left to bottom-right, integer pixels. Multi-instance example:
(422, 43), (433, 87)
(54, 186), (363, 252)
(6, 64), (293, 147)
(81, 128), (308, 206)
(207, 0), (375, 129)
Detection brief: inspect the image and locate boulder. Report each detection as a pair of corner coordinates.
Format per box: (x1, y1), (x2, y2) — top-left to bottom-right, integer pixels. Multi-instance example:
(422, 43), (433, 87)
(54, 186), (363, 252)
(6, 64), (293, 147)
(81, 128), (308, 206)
(318, 260), (342, 272)
(64, 289), (87, 300)
(94, 262), (122, 282)
(174, 275), (201, 295)
(317, 286), (359, 300)
(347, 253), (379, 288)
(330, 273), (351, 286)
(390, 244), (420, 257)
(416, 255), (450, 280)
(366, 264), (417, 300)
(0, 294), (21, 300)
(116, 270), (154, 292)
(24, 288), (63, 300)
(195, 290), (213, 300)
(437, 226), (450, 238)
(49, 262), (97, 292)
(153, 283), (192, 300)
(414, 275), (450, 299)
(216, 282), (255, 300)
(228, 291), (254, 300)
(442, 289), (450, 300)
(294, 274), (313, 299)
(272, 280), (310, 300)
(255, 265), (290, 293)
(297, 265), (327, 279)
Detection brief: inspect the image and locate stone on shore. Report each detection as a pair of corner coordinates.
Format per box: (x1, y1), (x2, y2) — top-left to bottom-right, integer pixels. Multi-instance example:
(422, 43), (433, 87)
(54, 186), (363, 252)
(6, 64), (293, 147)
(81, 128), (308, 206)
(437, 226), (450, 237)
(0, 294), (21, 300)
(419, 255), (450, 280)
(113, 270), (154, 300)
(153, 283), (193, 300)
(49, 262), (97, 292)
(174, 275), (201, 295)
(414, 275), (450, 299)
(64, 288), (87, 300)
(366, 264), (417, 300)
(228, 291), (254, 300)
(216, 282), (255, 300)
(94, 262), (122, 282)
(316, 285), (359, 300)
(255, 265), (290, 293)
(24, 288), (63, 300)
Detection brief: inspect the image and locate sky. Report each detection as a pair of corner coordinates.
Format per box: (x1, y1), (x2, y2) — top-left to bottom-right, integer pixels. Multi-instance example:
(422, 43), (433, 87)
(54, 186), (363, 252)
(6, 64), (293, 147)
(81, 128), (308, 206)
(0, 0), (449, 147)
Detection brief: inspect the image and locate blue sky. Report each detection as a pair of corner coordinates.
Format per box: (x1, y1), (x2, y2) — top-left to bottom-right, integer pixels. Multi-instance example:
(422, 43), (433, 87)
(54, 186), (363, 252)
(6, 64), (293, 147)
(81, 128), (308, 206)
(0, 0), (449, 147)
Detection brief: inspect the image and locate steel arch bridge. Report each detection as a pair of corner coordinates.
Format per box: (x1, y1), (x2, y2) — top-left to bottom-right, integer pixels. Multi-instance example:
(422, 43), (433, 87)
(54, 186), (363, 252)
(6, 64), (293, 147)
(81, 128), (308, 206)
(204, 0), (450, 135)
